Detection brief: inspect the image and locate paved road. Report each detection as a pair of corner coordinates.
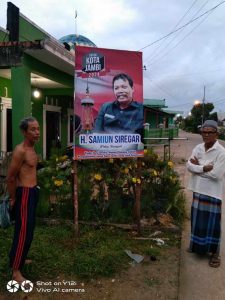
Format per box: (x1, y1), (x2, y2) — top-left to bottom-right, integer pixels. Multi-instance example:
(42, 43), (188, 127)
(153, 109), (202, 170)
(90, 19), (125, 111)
(174, 130), (225, 300)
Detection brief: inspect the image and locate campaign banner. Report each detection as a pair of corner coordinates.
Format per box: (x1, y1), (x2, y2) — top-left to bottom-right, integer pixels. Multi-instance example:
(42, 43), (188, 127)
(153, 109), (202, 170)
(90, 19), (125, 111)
(74, 45), (144, 160)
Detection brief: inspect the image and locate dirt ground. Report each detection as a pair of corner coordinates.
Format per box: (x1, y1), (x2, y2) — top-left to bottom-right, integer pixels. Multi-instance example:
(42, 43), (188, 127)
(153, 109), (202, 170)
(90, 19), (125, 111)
(1, 245), (179, 300)
(71, 246), (179, 300)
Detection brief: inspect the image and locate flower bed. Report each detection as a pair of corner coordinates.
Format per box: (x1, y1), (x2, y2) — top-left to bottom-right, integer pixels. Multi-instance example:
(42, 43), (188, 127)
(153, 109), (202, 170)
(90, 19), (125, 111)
(37, 149), (185, 225)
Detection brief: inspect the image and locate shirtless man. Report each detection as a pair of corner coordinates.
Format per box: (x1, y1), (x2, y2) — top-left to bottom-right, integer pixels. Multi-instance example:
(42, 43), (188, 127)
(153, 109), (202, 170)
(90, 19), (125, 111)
(7, 116), (40, 283)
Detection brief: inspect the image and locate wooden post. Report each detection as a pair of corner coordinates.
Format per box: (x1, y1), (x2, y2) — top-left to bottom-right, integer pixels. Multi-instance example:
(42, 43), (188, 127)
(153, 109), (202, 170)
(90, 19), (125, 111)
(73, 37), (79, 238)
(134, 157), (142, 235)
(72, 160), (79, 237)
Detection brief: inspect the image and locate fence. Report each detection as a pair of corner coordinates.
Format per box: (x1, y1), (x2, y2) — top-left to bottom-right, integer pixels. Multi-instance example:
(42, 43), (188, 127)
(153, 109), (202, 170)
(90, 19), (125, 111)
(143, 128), (185, 160)
(144, 127), (179, 141)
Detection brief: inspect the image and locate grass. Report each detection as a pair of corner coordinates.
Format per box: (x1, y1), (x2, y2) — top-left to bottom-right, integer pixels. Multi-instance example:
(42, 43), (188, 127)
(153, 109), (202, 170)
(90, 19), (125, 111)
(144, 277), (161, 287)
(0, 222), (181, 294)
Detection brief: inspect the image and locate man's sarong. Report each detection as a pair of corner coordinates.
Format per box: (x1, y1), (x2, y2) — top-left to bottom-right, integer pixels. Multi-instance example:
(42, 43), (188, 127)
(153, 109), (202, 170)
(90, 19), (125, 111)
(190, 192), (221, 254)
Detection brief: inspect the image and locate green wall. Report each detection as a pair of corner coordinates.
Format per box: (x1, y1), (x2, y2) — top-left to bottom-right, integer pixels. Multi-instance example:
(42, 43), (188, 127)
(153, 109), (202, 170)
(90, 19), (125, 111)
(10, 54), (73, 154)
(0, 57), (74, 157)
(0, 77), (12, 98)
(145, 110), (158, 128)
(145, 109), (176, 129)
(11, 64), (32, 146)
(0, 30), (9, 41)
(31, 92), (44, 156)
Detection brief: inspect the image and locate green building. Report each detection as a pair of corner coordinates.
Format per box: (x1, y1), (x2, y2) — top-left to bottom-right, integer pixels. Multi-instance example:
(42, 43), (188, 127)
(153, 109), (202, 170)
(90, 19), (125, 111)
(0, 3), (98, 158)
(144, 98), (182, 129)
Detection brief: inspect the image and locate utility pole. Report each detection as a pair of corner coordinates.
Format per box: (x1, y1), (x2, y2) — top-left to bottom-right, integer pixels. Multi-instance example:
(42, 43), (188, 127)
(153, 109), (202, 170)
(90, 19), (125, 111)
(202, 85), (205, 125)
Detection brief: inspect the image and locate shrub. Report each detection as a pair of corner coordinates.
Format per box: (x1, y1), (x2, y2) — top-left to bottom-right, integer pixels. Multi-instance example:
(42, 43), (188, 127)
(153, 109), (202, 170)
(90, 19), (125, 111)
(37, 149), (185, 225)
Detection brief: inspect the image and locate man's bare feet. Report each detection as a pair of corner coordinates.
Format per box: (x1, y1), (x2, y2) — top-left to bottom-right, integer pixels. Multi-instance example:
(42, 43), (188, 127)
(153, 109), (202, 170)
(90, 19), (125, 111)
(12, 270), (32, 290)
(12, 270), (27, 283)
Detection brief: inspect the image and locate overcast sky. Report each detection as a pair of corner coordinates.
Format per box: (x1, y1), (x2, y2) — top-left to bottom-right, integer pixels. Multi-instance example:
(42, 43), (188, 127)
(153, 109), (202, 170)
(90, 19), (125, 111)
(1, 0), (225, 116)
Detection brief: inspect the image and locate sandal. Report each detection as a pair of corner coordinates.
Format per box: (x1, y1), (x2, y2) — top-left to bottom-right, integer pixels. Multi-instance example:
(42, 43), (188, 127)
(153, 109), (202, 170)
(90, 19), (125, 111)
(209, 254), (221, 268)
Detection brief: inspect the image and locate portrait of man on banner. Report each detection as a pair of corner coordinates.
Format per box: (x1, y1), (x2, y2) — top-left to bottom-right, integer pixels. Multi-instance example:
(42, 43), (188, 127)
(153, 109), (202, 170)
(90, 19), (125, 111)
(74, 46), (144, 160)
(93, 73), (143, 136)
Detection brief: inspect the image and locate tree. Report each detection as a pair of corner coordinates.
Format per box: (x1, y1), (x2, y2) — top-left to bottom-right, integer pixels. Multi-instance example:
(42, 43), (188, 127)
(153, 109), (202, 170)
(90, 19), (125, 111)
(183, 115), (195, 132)
(189, 102), (214, 133)
(209, 112), (218, 122)
(174, 115), (183, 127)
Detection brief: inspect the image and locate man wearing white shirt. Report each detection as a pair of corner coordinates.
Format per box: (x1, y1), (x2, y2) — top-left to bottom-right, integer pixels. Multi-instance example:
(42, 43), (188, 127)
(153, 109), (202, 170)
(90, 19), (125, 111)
(187, 120), (225, 268)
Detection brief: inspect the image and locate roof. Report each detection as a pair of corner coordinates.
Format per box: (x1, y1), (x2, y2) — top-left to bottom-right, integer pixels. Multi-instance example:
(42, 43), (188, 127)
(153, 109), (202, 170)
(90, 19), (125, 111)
(144, 106), (172, 116)
(144, 98), (166, 108)
(162, 109), (183, 116)
(0, 5), (75, 88)
(59, 34), (96, 49)
(143, 99), (183, 116)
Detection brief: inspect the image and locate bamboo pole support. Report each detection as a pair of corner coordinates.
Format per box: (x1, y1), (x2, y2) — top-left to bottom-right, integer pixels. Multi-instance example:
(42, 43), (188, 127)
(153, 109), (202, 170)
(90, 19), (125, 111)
(134, 157), (142, 235)
(72, 160), (79, 237)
